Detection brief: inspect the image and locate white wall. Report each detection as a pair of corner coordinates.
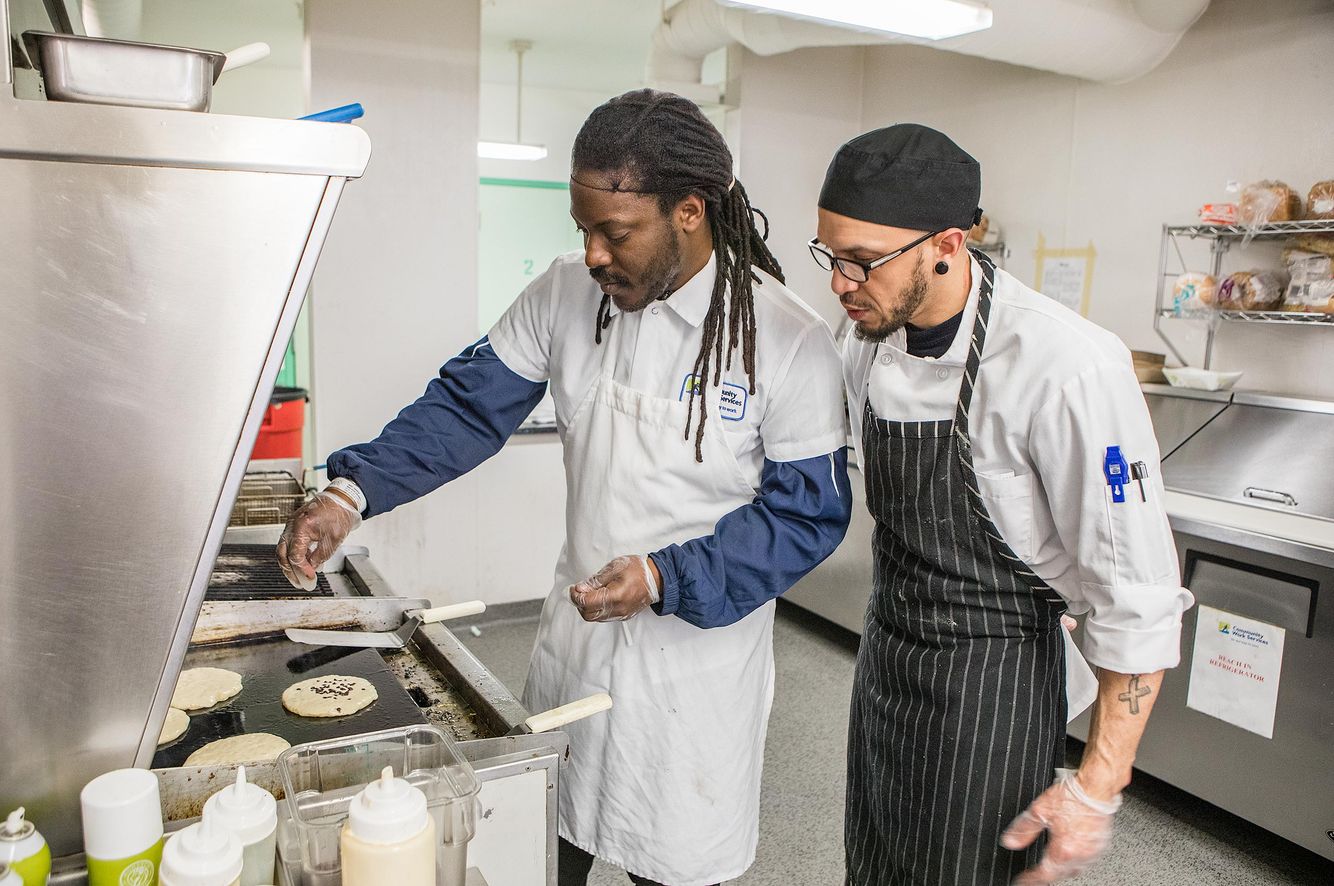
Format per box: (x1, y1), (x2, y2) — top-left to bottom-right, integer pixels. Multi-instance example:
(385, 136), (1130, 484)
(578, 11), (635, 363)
(305, 0), (565, 607)
(733, 46), (867, 330)
(860, 0), (1334, 399)
(735, 0), (1334, 399)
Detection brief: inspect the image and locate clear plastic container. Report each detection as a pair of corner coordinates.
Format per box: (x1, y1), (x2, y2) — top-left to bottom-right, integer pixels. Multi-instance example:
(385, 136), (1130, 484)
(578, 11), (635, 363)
(275, 726), (480, 886)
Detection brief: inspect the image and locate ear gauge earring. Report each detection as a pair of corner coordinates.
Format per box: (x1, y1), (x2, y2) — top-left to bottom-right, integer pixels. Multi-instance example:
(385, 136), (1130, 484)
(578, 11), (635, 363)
(934, 261), (950, 276)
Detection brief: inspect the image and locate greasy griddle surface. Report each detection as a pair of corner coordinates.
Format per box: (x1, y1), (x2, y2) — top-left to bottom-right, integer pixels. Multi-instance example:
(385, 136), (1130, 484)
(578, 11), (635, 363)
(152, 640), (427, 768)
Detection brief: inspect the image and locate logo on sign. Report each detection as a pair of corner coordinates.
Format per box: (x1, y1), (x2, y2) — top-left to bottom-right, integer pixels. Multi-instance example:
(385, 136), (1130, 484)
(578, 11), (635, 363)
(679, 373), (747, 421)
(1217, 618), (1268, 646)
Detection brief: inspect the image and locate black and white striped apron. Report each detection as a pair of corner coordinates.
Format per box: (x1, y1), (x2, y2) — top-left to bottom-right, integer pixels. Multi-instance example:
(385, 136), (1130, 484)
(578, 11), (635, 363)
(845, 251), (1068, 886)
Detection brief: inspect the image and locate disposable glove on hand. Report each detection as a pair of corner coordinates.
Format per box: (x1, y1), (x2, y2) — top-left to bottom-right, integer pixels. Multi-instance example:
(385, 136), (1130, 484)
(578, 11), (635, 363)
(568, 555), (659, 622)
(276, 488), (362, 590)
(1001, 768), (1121, 885)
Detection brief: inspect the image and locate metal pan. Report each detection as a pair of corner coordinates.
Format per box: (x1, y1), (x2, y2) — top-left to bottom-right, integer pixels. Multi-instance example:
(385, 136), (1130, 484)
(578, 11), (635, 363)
(22, 32), (269, 112)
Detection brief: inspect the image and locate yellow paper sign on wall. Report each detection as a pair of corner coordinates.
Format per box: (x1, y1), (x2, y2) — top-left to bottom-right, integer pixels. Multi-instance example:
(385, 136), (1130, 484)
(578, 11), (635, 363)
(1035, 234), (1097, 316)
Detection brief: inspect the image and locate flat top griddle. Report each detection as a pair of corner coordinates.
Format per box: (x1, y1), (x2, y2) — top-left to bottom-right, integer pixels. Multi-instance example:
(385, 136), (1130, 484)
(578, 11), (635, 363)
(207, 544), (335, 599)
(152, 640), (427, 768)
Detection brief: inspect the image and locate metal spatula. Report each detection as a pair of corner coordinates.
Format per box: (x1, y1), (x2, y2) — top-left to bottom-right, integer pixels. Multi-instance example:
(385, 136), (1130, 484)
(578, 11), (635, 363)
(285, 600), (486, 649)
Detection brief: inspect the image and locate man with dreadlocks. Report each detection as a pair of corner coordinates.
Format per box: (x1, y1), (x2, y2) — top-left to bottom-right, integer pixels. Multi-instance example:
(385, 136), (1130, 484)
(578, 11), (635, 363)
(276, 89), (851, 885)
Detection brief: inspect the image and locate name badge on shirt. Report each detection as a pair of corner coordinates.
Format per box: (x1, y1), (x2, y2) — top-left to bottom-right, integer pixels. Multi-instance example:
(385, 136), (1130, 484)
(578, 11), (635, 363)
(679, 373), (747, 421)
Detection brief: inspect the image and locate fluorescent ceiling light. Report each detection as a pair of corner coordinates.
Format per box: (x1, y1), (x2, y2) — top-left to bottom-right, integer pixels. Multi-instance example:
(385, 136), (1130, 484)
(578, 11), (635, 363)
(478, 40), (547, 162)
(478, 141), (549, 161)
(717, 0), (992, 41)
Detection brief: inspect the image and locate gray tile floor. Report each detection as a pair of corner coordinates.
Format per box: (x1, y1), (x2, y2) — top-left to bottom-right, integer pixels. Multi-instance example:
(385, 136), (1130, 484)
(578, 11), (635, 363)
(460, 601), (1333, 885)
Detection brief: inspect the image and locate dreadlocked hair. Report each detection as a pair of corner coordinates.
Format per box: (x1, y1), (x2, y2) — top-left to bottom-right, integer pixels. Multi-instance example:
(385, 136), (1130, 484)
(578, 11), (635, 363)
(573, 89), (784, 462)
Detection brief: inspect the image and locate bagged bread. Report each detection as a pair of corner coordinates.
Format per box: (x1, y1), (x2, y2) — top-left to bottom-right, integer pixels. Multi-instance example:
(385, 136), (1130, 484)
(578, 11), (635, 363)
(1172, 271), (1217, 312)
(1198, 203), (1238, 225)
(1239, 180), (1303, 225)
(1215, 270), (1288, 311)
(1282, 248), (1334, 313)
(1295, 234), (1334, 257)
(1307, 180), (1334, 220)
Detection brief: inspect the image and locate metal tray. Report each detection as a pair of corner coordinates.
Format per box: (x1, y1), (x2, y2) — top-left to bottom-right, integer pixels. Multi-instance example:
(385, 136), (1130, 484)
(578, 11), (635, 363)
(23, 30), (225, 111)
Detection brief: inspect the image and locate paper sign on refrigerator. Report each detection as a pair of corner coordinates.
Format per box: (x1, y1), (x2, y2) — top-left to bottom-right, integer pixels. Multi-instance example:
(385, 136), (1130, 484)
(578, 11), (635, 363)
(1186, 604), (1285, 739)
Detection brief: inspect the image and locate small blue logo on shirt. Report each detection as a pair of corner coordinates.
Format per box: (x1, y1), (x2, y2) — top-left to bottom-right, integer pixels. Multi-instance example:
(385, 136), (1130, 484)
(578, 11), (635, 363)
(679, 373), (747, 421)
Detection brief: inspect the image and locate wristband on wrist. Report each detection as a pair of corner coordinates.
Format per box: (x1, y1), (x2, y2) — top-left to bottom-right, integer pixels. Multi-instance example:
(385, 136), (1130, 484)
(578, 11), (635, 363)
(641, 555), (660, 605)
(325, 477), (367, 515)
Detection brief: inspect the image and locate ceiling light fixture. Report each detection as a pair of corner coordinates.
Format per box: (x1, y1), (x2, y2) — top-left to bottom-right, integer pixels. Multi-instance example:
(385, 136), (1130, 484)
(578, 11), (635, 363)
(478, 39), (548, 161)
(716, 0), (993, 41)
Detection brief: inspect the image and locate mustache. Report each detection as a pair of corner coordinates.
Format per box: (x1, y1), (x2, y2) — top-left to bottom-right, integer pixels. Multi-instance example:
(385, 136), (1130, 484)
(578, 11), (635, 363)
(590, 267), (629, 286)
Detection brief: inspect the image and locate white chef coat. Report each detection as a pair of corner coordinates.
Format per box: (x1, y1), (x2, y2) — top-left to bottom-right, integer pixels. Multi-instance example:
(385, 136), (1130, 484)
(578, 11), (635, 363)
(845, 255), (1194, 674)
(490, 249), (845, 883)
(491, 250), (846, 479)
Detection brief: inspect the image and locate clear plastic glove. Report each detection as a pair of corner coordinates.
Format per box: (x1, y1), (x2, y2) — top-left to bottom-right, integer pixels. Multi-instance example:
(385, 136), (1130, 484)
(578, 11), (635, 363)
(1001, 768), (1121, 885)
(276, 488), (362, 590)
(568, 555), (659, 622)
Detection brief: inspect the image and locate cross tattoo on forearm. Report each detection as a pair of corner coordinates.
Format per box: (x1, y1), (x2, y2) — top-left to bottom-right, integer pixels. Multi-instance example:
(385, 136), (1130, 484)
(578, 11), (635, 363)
(1119, 674), (1152, 714)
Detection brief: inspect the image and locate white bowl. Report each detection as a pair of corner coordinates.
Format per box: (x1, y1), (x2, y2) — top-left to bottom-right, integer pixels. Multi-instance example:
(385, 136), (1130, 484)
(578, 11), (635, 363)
(1162, 367), (1244, 392)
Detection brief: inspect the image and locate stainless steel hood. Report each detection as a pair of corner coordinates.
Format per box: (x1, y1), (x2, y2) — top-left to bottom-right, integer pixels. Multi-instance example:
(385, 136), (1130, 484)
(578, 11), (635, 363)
(0, 7), (370, 856)
(1162, 392), (1334, 523)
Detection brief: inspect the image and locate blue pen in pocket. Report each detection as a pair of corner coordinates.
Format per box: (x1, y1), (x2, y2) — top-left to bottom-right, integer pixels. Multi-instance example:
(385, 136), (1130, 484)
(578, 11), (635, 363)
(1103, 445), (1129, 503)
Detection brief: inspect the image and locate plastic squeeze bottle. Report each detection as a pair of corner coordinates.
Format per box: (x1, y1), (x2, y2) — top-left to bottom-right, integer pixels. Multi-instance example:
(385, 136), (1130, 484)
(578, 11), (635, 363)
(80, 769), (164, 886)
(340, 766), (435, 886)
(202, 767), (276, 886)
(0, 808), (51, 886)
(159, 813), (243, 886)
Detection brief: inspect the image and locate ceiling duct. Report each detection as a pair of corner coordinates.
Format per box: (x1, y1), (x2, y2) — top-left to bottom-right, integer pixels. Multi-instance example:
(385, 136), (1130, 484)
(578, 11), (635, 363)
(648, 0), (1211, 99)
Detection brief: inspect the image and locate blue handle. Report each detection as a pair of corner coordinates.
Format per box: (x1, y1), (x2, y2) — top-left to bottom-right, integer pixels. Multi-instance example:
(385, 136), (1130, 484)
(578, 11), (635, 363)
(300, 103), (364, 123)
(1103, 445), (1128, 504)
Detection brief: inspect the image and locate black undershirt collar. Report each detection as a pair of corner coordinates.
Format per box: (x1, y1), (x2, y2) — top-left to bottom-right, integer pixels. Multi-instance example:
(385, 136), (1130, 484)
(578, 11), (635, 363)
(904, 309), (965, 359)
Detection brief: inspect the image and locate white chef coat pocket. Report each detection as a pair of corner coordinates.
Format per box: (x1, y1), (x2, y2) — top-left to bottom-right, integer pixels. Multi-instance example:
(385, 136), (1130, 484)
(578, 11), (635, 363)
(1102, 471), (1179, 587)
(974, 469), (1036, 562)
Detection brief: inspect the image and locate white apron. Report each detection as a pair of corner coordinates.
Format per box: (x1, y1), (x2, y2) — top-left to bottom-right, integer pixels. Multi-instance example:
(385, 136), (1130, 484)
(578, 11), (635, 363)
(522, 310), (775, 885)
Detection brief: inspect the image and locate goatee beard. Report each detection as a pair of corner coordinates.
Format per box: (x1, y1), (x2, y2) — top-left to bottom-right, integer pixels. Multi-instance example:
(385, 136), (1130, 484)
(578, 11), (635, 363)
(854, 255), (929, 343)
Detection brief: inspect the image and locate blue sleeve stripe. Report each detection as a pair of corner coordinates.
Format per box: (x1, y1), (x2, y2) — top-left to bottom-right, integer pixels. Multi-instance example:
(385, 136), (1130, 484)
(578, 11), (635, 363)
(653, 447), (852, 628)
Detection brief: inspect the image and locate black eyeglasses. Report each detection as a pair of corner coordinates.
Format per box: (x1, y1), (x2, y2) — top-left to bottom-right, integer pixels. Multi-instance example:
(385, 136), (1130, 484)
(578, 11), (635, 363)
(808, 231), (938, 283)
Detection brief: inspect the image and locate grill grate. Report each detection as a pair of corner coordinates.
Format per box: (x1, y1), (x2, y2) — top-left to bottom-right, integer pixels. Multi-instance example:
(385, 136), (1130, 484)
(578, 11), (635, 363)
(206, 544), (335, 599)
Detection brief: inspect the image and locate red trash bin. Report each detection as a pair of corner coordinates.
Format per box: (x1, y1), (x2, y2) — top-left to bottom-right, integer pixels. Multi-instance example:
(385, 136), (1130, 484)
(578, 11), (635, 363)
(252, 387), (307, 460)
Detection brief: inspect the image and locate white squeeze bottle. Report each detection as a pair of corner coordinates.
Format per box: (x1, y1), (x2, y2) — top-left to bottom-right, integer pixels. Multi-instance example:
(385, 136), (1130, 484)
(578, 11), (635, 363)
(160, 813), (243, 886)
(340, 766), (435, 886)
(202, 767), (276, 886)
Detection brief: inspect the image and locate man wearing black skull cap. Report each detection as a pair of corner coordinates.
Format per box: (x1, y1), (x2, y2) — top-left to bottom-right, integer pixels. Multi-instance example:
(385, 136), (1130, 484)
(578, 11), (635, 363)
(813, 125), (1193, 885)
